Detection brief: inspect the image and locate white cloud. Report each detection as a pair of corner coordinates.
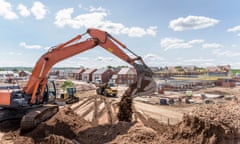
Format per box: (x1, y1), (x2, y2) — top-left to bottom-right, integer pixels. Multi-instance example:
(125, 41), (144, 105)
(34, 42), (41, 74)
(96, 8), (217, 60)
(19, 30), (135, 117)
(95, 56), (114, 62)
(202, 43), (223, 49)
(0, 59), (27, 67)
(169, 15), (219, 31)
(0, 0), (18, 20)
(19, 42), (42, 49)
(122, 27), (146, 37)
(213, 49), (240, 57)
(89, 6), (106, 12)
(54, 8), (157, 37)
(143, 53), (163, 61)
(183, 58), (213, 63)
(160, 37), (204, 51)
(227, 25), (240, 32)
(17, 4), (30, 17)
(31, 1), (47, 20)
(146, 26), (157, 36)
(188, 39), (205, 44)
(56, 56), (127, 68)
(54, 8), (73, 27)
(142, 54), (164, 66)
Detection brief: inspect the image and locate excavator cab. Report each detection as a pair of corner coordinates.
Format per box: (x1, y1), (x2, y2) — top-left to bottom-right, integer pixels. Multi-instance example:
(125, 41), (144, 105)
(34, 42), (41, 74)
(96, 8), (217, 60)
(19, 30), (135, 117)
(42, 80), (56, 104)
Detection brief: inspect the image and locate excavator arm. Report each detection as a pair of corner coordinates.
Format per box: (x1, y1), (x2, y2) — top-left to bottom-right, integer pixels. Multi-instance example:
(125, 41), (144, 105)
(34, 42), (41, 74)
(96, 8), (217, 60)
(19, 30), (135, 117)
(24, 28), (156, 104)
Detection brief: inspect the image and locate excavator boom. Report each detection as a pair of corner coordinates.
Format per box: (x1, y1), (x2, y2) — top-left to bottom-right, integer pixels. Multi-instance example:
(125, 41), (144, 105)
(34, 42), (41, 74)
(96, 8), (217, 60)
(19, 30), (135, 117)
(0, 28), (156, 131)
(24, 28), (156, 104)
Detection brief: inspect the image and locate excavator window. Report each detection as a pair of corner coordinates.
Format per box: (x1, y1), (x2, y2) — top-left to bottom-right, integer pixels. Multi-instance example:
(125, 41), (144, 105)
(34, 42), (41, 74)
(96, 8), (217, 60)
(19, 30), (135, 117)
(47, 81), (56, 102)
(108, 82), (116, 87)
(43, 81), (56, 103)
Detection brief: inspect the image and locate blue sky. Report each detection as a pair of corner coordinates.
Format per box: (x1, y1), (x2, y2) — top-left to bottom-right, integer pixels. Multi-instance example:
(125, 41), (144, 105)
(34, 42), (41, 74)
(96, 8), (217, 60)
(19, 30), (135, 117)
(0, 0), (240, 68)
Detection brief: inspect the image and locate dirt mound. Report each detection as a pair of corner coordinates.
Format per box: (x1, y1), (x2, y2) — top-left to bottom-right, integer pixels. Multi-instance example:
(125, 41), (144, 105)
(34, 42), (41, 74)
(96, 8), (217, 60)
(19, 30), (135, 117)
(20, 106), (92, 143)
(203, 90), (230, 95)
(167, 103), (240, 144)
(41, 135), (74, 144)
(78, 121), (135, 144)
(13, 105), (155, 144)
(110, 123), (159, 144)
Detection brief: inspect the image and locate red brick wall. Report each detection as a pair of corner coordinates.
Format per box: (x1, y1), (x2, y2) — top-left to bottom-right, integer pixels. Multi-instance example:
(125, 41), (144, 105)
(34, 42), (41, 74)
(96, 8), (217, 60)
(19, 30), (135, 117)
(116, 74), (137, 85)
(101, 69), (114, 83)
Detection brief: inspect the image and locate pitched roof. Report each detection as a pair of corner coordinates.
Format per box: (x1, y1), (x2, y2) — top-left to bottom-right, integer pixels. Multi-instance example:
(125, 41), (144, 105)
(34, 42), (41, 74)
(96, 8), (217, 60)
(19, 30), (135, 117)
(93, 68), (108, 75)
(118, 67), (136, 75)
(82, 69), (96, 74)
(73, 68), (84, 73)
(0, 71), (14, 74)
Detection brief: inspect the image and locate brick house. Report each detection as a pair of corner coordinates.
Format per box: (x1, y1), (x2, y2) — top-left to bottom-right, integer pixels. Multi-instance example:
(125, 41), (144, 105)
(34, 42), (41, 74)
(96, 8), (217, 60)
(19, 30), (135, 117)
(58, 69), (75, 79)
(110, 74), (118, 83)
(206, 66), (229, 77)
(82, 68), (97, 82)
(92, 68), (114, 83)
(215, 78), (236, 87)
(116, 67), (137, 85)
(18, 70), (31, 77)
(73, 68), (85, 80)
(0, 71), (14, 81)
(48, 70), (59, 79)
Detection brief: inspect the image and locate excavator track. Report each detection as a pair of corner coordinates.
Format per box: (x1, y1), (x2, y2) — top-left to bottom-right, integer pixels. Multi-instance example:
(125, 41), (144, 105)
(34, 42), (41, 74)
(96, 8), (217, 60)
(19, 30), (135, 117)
(66, 96), (79, 104)
(20, 104), (58, 132)
(0, 108), (25, 122)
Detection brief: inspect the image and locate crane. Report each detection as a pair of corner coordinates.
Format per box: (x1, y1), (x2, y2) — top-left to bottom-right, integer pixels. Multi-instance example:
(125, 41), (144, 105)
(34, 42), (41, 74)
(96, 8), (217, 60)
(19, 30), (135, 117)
(0, 28), (156, 131)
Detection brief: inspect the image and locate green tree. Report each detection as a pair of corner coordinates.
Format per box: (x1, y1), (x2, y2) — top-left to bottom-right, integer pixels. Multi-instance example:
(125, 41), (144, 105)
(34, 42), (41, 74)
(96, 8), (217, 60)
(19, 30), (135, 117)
(175, 66), (184, 72)
(60, 80), (74, 90)
(13, 68), (19, 73)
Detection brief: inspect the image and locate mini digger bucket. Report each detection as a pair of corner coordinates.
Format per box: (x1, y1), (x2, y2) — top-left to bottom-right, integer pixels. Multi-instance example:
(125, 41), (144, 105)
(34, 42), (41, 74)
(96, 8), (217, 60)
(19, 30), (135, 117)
(130, 63), (156, 97)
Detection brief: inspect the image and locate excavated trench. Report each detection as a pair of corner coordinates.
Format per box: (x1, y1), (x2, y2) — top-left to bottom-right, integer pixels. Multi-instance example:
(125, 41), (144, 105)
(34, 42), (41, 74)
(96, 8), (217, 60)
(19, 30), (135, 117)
(0, 81), (240, 144)
(0, 102), (240, 144)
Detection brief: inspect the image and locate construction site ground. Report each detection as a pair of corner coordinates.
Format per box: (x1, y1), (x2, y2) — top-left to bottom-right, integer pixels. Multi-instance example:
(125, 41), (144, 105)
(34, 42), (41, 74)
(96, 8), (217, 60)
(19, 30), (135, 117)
(0, 80), (240, 144)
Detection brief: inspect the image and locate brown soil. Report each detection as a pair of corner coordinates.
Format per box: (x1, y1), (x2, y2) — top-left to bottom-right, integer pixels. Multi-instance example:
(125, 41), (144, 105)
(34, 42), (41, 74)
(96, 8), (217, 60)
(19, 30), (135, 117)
(117, 78), (152, 122)
(163, 103), (240, 144)
(1, 82), (240, 144)
(117, 86), (134, 122)
(1, 102), (240, 144)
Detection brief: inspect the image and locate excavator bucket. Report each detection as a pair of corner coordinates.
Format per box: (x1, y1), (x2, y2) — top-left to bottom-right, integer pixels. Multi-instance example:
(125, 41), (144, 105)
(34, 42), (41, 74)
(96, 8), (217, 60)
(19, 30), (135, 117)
(130, 63), (156, 97)
(117, 63), (156, 122)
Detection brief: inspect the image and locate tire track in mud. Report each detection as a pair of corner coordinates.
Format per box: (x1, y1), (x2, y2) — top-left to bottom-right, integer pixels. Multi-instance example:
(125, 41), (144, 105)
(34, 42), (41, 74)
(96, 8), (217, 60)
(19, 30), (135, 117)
(101, 97), (113, 124)
(71, 94), (119, 126)
(132, 106), (174, 135)
(71, 94), (96, 111)
(92, 95), (101, 126)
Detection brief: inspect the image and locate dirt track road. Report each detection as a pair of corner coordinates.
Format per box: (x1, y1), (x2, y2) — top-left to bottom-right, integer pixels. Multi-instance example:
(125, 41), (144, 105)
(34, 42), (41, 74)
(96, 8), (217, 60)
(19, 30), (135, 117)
(70, 89), (193, 126)
(133, 101), (194, 124)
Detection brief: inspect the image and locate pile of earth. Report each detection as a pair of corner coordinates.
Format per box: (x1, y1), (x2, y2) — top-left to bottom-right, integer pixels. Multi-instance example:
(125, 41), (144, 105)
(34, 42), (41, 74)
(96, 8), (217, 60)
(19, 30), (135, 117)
(1, 96), (239, 144)
(118, 77), (153, 122)
(2, 77), (240, 144)
(162, 103), (240, 144)
(1, 106), (160, 144)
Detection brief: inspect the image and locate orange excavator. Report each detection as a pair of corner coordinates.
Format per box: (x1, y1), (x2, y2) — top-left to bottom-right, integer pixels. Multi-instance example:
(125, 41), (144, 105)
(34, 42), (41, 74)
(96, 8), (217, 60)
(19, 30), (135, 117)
(0, 28), (156, 131)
